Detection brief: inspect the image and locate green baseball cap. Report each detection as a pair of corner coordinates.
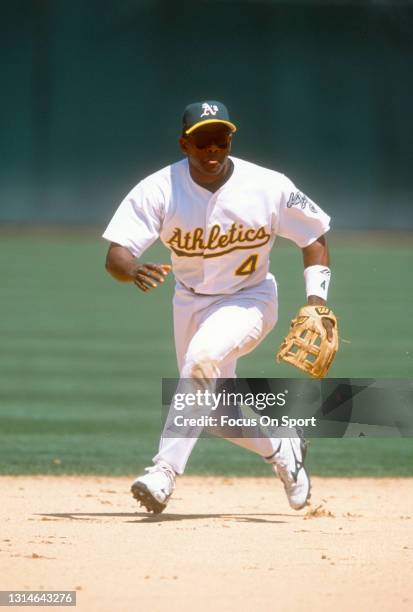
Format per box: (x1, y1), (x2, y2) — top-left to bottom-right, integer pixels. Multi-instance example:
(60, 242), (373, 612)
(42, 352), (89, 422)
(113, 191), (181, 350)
(182, 100), (237, 135)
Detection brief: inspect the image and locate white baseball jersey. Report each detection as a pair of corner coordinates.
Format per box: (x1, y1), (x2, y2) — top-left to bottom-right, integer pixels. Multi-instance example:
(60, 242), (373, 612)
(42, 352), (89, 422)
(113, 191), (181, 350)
(102, 156), (330, 295)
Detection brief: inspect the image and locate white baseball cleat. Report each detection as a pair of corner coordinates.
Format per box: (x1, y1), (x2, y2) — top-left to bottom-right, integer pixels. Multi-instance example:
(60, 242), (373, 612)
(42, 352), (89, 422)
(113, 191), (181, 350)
(271, 438), (311, 510)
(131, 461), (176, 514)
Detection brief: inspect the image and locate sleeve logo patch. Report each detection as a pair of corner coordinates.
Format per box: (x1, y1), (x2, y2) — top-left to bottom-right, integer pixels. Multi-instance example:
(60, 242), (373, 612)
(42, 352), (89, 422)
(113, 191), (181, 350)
(287, 191), (318, 213)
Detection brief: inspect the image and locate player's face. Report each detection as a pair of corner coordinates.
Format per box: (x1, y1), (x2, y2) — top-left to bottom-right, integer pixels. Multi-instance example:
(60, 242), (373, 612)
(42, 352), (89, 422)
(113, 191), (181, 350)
(180, 125), (233, 180)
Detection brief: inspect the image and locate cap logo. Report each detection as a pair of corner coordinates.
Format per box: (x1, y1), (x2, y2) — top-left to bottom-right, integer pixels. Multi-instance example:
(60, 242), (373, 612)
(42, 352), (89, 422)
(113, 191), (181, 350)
(200, 103), (219, 117)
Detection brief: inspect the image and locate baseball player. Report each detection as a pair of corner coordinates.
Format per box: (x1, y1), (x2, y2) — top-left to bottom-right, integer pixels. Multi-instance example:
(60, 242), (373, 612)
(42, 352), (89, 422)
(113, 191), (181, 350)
(103, 100), (333, 514)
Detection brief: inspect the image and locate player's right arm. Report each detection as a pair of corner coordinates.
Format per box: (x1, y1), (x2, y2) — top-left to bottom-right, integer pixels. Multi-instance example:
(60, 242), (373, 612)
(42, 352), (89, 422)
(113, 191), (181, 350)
(103, 173), (171, 292)
(105, 242), (171, 292)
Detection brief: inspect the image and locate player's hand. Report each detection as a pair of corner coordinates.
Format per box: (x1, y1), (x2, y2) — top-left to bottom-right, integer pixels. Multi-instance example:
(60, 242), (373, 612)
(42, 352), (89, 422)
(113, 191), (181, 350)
(321, 317), (334, 342)
(132, 263), (172, 292)
(307, 295), (333, 341)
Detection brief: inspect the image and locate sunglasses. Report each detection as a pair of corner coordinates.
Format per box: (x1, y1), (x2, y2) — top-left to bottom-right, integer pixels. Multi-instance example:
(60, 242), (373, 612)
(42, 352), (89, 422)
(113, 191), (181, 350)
(188, 132), (232, 149)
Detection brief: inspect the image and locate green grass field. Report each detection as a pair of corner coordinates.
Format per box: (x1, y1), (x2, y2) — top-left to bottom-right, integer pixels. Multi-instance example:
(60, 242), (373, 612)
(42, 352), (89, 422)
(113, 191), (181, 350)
(0, 230), (412, 476)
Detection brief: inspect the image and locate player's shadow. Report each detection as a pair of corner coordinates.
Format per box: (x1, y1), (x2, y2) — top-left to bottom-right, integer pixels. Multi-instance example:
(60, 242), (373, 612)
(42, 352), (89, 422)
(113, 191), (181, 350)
(36, 512), (291, 524)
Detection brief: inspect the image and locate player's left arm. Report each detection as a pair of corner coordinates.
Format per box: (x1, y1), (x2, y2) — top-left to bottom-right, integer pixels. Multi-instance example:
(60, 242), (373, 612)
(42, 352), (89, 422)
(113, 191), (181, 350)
(301, 234), (334, 340)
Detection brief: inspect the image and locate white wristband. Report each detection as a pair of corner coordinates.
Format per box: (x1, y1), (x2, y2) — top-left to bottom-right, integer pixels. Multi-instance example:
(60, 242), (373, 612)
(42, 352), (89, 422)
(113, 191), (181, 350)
(304, 265), (331, 300)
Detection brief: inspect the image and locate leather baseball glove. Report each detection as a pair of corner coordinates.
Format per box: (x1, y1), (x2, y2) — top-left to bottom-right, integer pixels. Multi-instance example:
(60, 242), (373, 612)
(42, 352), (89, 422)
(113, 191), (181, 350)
(276, 305), (339, 379)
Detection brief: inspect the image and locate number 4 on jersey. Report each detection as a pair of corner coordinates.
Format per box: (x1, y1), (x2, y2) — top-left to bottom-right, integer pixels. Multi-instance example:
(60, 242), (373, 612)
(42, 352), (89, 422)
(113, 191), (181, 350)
(235, 254), (258, 276)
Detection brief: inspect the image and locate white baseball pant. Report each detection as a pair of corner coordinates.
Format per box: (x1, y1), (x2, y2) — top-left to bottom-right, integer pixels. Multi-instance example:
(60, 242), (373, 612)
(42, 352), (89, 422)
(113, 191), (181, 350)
(153, 274), (282, 474)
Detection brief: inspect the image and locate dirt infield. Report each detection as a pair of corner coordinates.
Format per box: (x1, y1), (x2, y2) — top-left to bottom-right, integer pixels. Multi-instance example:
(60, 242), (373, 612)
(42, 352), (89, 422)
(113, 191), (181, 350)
(1, 476), (412, 611)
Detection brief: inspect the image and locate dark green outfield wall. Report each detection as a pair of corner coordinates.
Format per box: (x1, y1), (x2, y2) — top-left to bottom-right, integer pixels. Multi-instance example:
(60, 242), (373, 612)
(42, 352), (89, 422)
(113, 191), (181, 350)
(1, 1), (412, 228)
